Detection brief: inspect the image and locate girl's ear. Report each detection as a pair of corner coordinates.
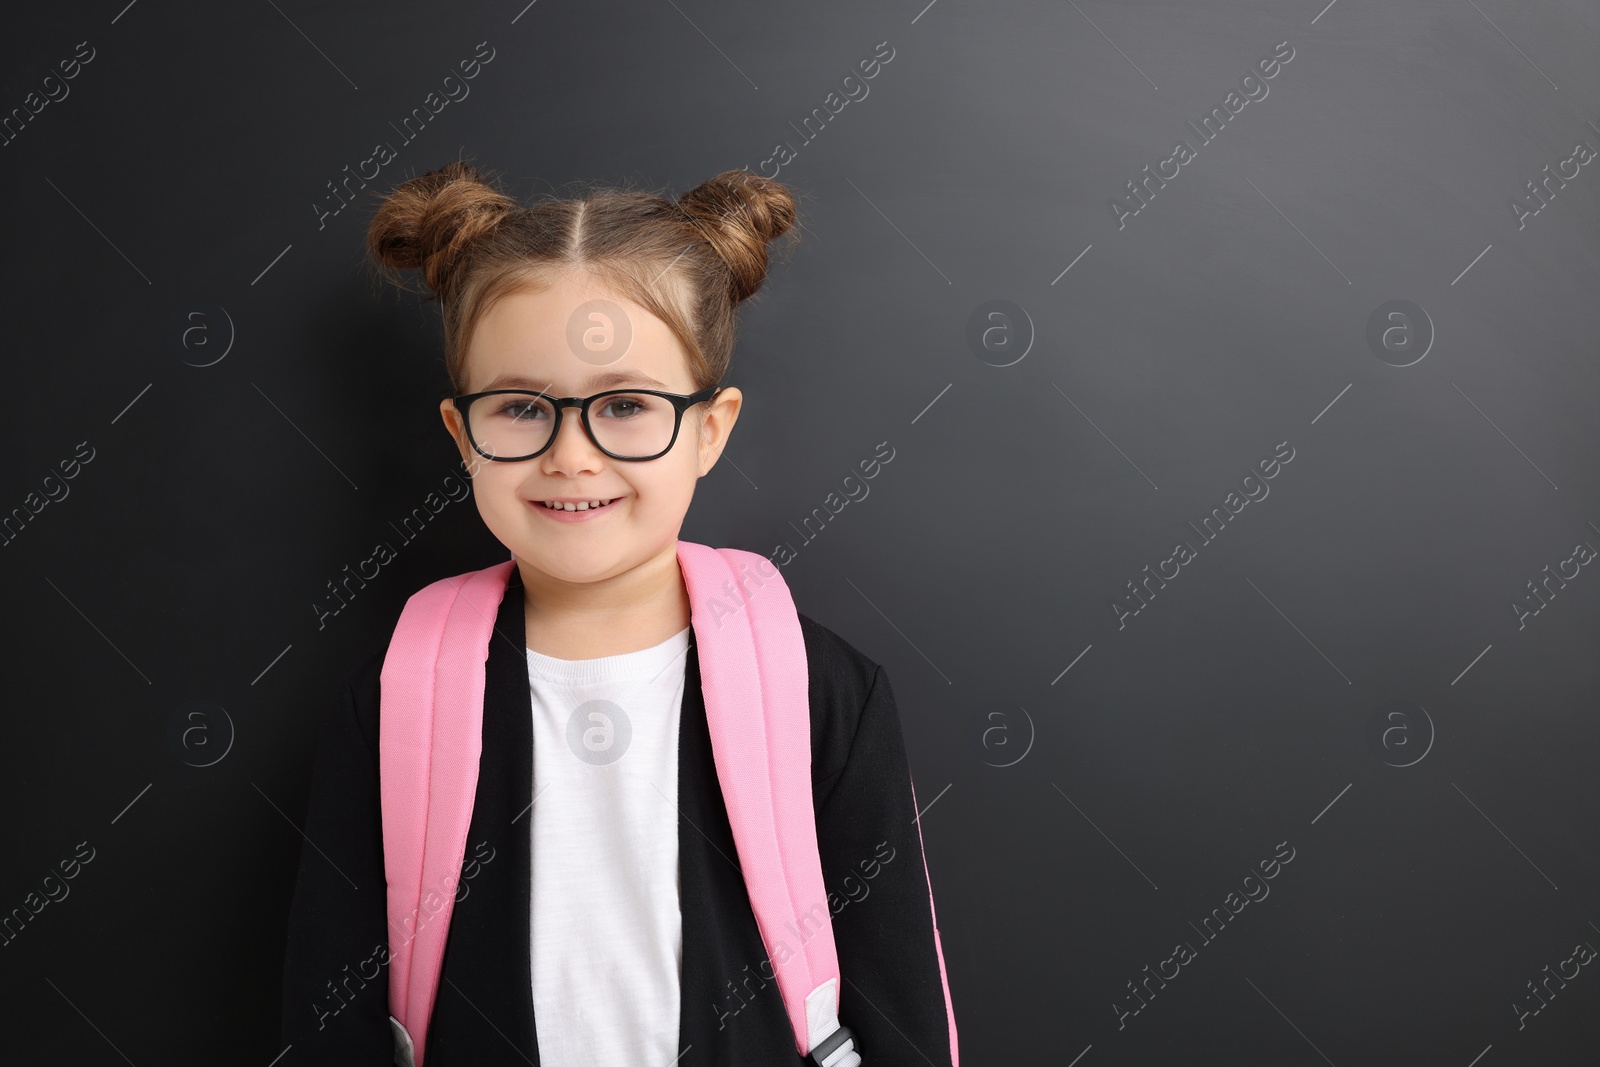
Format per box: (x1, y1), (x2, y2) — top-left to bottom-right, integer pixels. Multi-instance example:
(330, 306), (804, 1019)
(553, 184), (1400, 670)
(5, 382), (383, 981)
(439, 398), (476, 470)
(697, 386), (743, 476)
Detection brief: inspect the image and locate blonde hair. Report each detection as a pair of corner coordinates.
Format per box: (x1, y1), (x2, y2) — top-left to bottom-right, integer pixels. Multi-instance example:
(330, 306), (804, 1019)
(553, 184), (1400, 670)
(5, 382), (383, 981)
(365, 158), (800, 393)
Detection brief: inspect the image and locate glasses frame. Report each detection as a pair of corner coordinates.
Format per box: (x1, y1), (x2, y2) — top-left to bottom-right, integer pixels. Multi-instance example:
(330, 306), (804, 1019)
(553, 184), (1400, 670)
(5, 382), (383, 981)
(450, 384), (724, 463)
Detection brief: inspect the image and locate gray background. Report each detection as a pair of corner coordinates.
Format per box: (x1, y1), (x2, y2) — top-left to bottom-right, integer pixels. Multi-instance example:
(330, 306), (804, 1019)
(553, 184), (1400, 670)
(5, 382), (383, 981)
(2, 0), (1597, 1063)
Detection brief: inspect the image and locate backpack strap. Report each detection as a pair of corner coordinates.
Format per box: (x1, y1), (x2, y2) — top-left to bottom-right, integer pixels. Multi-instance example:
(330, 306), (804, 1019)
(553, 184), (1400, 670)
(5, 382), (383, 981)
(677, 542), (858, 1067)
(908, 776), (959, 1066)
(378, 544), (861, 1067)
(379, 559), (515, 1067)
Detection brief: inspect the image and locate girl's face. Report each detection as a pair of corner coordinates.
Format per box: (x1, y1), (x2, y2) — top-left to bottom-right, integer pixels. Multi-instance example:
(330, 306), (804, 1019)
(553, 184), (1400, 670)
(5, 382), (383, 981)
(438, 271), (742, 589)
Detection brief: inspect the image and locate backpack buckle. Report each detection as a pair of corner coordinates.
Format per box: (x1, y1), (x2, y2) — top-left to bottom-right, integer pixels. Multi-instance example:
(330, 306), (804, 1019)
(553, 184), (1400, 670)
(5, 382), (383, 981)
(808, 1023), (862, 1067)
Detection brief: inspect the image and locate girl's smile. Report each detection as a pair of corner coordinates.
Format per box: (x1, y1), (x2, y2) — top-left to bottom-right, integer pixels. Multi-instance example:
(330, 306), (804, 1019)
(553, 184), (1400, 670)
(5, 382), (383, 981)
(530, 494), (626, 522)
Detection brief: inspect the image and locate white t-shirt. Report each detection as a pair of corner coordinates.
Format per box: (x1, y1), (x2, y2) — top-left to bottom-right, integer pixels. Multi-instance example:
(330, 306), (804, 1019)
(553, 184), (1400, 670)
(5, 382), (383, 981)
(525, 625), (692, 1067)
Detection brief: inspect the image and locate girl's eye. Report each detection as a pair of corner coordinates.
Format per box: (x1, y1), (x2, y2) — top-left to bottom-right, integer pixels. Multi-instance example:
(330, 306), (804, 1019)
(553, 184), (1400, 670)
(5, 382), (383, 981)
(597, 395), (650, 419)
(495, 398), (549, 421)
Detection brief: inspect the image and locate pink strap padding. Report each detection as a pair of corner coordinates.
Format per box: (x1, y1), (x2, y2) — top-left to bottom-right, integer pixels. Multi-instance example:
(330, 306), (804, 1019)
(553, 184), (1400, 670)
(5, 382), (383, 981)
(677, 541), (838, 1056)
(379, 559), (514, 1067)
(907, 775), (960, 1065)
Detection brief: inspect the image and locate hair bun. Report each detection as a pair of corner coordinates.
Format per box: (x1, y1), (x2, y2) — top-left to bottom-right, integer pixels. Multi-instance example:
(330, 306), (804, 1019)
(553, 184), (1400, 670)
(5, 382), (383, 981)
(676, 169), (797, 303)
(367, 159), (517, 300)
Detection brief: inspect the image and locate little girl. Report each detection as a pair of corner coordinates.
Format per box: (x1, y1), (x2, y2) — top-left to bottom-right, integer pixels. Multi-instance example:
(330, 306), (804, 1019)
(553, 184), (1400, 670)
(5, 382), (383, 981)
(279, 160), (958, 1066)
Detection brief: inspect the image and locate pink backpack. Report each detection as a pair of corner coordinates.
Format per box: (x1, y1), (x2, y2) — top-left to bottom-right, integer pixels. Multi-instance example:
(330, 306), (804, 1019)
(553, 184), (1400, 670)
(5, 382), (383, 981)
(378, 541), (951, 1066)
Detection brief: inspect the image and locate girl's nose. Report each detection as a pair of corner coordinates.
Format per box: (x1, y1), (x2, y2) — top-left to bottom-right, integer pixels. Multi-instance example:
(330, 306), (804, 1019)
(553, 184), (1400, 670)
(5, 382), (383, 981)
(545, 410), (606, 469)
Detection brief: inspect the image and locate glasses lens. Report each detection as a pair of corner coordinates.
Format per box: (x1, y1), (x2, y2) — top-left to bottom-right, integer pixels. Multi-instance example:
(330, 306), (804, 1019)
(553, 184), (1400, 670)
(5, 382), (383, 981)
(589, 391), (677, 458)
(468, 392), (677, 459)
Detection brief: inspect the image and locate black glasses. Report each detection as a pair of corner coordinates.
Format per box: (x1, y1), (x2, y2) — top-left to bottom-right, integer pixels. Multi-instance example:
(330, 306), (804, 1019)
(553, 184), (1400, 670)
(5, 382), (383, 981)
(450, 384), (723, 462)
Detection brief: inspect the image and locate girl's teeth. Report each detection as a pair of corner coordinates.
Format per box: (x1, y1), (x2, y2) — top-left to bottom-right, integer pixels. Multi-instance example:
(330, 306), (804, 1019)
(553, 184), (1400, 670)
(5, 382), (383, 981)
(545, 499), (612, 511)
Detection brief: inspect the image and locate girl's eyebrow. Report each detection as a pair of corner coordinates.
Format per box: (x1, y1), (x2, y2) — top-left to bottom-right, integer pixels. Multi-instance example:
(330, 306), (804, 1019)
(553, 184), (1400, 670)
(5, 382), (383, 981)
(587, 370), (669, 389)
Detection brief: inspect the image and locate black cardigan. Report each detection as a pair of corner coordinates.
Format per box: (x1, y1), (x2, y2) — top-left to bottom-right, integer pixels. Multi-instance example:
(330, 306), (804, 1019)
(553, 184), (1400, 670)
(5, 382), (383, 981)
(279, 564), (958, 1066)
